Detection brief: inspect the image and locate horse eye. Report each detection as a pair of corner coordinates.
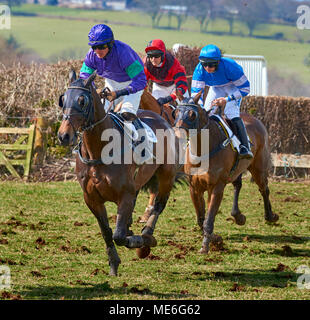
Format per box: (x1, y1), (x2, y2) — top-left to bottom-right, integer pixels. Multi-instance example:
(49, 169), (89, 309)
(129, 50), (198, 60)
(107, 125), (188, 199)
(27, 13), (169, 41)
(78, 95), (89, 109)
(188, 110), (197, 121)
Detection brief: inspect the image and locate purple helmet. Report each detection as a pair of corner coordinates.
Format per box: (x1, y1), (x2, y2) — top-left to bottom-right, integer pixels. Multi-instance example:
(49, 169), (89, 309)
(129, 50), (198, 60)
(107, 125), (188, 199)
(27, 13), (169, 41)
(88, 24), (114, 46)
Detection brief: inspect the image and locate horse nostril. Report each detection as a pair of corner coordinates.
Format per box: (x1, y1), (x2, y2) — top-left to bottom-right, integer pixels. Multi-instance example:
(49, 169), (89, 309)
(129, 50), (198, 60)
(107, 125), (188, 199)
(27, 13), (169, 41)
(58, 133), (70, 146)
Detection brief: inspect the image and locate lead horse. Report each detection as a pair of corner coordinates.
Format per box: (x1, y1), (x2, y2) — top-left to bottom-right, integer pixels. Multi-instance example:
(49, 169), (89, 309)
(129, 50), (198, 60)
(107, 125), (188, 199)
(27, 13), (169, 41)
(58, 71), (179, 275)
(174, 94), (279, 253)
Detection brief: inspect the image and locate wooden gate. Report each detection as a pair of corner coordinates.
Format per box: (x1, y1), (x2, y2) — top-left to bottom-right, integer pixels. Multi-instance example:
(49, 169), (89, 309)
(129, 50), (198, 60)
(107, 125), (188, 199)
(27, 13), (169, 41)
(0, 125), (36, 180)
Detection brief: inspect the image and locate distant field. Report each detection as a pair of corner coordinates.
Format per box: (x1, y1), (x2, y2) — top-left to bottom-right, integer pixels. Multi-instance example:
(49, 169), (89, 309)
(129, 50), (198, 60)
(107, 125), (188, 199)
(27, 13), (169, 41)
(0, 178), (309, 300)
(10, 4), (310, 42)
(2, 13), (310, 83)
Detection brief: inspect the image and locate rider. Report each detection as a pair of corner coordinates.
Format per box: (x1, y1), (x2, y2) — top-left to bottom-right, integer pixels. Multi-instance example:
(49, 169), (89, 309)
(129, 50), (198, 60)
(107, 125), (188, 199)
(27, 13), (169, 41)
(79, 24), (147, 132)
(143, 39), (189, 106)
(191, 44), (253, 160)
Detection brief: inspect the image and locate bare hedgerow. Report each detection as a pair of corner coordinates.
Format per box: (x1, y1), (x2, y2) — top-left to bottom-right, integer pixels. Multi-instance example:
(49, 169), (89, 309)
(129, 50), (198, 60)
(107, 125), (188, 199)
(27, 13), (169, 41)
(0, 60), (103, 126)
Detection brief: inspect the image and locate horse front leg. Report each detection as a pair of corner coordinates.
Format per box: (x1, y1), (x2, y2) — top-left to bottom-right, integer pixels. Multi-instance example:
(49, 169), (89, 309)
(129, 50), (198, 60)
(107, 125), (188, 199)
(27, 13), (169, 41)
(84, 194), (121, 276)
(189, 185), (206, 230)
(113, 193), (136, 246)
(200, 183), (225, 254)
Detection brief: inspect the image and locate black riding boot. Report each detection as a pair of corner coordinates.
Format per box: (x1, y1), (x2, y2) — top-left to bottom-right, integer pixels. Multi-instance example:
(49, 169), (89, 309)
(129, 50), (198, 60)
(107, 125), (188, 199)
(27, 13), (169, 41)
(231, 117), (253, 160)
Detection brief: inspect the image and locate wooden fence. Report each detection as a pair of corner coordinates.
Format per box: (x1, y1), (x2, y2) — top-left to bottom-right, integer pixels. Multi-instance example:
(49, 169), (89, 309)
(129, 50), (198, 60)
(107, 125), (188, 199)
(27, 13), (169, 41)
(0, 125), (36, 180)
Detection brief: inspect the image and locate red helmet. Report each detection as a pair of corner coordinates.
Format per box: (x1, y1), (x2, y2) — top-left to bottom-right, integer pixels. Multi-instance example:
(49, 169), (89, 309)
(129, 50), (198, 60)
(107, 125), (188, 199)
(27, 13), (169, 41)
(145, 39), (166, 60)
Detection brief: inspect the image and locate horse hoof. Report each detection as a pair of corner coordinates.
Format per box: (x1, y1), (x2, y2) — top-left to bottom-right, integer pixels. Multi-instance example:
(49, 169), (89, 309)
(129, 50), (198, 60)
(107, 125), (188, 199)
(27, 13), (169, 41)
(109, 263), (119, 276)
(136, 246), (151, 259)
(199, 246), (209, 254)
(142, 234), (157, 247)
(210, 234), (224, 251)
(233, 214), (246, 226)
(266, 213), (279, 223)
(126, 229), (134, 236)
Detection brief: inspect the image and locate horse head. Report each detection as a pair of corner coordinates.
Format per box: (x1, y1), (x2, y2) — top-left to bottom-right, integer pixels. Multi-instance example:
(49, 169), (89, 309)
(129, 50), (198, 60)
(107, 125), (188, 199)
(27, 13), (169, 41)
(58, 70), (98, 146)
(173, 92), (210, 134)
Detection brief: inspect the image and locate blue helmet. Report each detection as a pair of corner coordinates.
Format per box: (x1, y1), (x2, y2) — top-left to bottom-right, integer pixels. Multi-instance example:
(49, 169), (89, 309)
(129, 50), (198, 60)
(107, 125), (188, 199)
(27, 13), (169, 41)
(88, 24), (114, 47)
(199, 44), (221, 62)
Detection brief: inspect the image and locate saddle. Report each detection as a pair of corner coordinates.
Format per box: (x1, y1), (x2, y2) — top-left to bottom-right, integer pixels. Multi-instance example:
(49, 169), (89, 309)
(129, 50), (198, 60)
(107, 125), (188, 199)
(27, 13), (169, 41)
(210, 115), (253, 153)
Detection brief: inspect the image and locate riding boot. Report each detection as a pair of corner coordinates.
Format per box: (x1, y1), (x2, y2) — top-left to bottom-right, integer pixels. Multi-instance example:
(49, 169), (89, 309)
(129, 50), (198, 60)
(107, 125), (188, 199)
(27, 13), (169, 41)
(121, 112), (145, 145)
(231, 117), (253, 160)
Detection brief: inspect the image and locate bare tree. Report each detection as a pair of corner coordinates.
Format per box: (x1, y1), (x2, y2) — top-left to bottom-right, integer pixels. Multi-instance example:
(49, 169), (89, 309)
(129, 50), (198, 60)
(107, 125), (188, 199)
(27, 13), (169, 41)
(190, 0), (214, 33)
(238, 0), (270, 37)
(134, 0), (164, 28)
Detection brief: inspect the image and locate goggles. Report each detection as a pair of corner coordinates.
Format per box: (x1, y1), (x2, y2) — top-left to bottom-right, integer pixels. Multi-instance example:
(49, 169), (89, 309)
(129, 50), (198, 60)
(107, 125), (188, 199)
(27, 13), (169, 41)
(147, 53), (162, 59)
(92, 44), (109, 50)
(200, 60), (219, 68)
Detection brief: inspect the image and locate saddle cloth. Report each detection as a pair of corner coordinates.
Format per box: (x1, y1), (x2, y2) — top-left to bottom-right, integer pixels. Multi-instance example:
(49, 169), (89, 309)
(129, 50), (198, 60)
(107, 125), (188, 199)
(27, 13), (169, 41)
(109, 112), (157, 164)
(210, 115), (252, 153)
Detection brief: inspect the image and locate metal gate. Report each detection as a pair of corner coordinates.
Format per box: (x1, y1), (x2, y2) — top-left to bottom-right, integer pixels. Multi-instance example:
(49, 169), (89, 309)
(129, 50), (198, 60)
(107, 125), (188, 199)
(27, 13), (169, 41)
(223, 54), (268, 96)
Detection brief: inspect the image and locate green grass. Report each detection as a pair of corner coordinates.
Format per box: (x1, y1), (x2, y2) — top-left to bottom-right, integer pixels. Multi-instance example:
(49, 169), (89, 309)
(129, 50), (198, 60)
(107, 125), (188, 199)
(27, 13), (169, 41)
(0, 178), (309, 300)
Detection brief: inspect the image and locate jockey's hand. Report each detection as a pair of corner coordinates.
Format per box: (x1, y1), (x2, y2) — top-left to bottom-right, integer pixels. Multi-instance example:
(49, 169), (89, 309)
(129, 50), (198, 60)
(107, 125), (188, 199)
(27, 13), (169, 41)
(105, 91), (118, 102)
(211, 97), (227, 108)
(157, 95), (173, 106)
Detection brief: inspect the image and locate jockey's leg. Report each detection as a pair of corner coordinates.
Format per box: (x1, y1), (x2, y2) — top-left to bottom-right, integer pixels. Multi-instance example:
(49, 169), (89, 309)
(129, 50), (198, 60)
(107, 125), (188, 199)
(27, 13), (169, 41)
(225, 98), (253, 160)
(152, 83), (172, 100)
(119, 90), (145, 143)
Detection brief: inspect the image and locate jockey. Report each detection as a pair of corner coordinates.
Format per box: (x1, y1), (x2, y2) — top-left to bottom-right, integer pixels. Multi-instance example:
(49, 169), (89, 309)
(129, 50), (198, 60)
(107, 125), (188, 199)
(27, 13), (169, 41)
(79, 24), (147, 131)
(191, 44), (253, 160)
(143, 39), (189, 106)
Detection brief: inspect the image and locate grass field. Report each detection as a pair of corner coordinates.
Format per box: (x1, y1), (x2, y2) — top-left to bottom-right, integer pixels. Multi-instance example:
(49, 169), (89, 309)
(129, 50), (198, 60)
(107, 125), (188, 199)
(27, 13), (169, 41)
(1, 4), (310, 84)
(0, 178), (309, 300)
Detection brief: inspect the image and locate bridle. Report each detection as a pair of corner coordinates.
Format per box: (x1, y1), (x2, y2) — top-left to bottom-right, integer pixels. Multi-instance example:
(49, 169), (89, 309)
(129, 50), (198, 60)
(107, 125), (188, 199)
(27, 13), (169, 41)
(174, 103), (210, 133)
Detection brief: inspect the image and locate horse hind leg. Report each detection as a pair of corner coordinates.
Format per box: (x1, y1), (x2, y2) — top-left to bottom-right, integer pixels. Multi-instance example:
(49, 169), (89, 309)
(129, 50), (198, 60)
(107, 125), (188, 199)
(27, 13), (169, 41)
(249, 163), (279, 223)
(139, 175), (159, 223)
(231, 174), (246, 225)
(142, 166), (174, 237)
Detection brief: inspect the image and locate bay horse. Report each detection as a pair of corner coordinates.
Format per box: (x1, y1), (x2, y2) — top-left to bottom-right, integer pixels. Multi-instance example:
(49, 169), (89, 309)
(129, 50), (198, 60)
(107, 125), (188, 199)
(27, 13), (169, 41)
(173, 94), (279, 253)
(57, 71), (180, 275)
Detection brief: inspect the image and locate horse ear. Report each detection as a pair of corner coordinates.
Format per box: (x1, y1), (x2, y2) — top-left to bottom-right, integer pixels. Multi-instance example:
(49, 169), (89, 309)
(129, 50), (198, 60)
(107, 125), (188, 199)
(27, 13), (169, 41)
(84, 71), (97, 88)
(192, 91), (202, 105)
(69, 69), (76, 84)
(58, 94), (64, 108)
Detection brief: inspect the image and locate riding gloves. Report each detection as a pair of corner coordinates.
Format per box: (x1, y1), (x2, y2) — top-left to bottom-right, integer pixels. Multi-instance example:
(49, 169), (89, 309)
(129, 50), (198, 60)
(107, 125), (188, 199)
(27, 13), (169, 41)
(157, 95), (173, 105)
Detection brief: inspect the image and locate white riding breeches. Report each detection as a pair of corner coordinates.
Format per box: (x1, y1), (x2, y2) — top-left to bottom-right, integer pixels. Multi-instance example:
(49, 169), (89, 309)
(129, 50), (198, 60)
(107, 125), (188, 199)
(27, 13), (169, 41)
(204, 84), (242, 120)
(103, 78), (143, 115)
(152, 82), (189, 104)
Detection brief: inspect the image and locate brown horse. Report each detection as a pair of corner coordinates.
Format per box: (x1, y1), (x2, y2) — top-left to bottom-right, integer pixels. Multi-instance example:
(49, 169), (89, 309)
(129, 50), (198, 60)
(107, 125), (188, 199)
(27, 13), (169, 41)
(173, 94), (279, 253)
(57, 71), (179, 275)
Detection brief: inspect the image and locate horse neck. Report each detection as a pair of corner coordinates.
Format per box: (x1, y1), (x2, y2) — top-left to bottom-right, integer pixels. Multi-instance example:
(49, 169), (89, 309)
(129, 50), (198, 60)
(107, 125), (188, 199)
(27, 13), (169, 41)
(189, 117), (224, 156)
(82, 92), (111, 160)
(140, 90), (162, 114)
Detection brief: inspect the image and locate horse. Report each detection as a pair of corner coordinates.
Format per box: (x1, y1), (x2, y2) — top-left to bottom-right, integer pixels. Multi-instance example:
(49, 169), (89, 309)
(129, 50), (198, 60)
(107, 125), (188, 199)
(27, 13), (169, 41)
(140, 89), (175, 126)
(57, 70), (180, 275)
(173, 93), (279, 253)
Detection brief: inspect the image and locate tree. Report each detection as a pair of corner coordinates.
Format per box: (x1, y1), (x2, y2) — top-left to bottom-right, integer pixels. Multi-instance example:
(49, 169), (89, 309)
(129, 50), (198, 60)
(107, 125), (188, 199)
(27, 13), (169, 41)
(3, 0), (23, 7)
(218, 0), (240, 35)
(190, 0), (214, 33)
(134, 0), (164, 28)
(238, 0), (270, 37)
